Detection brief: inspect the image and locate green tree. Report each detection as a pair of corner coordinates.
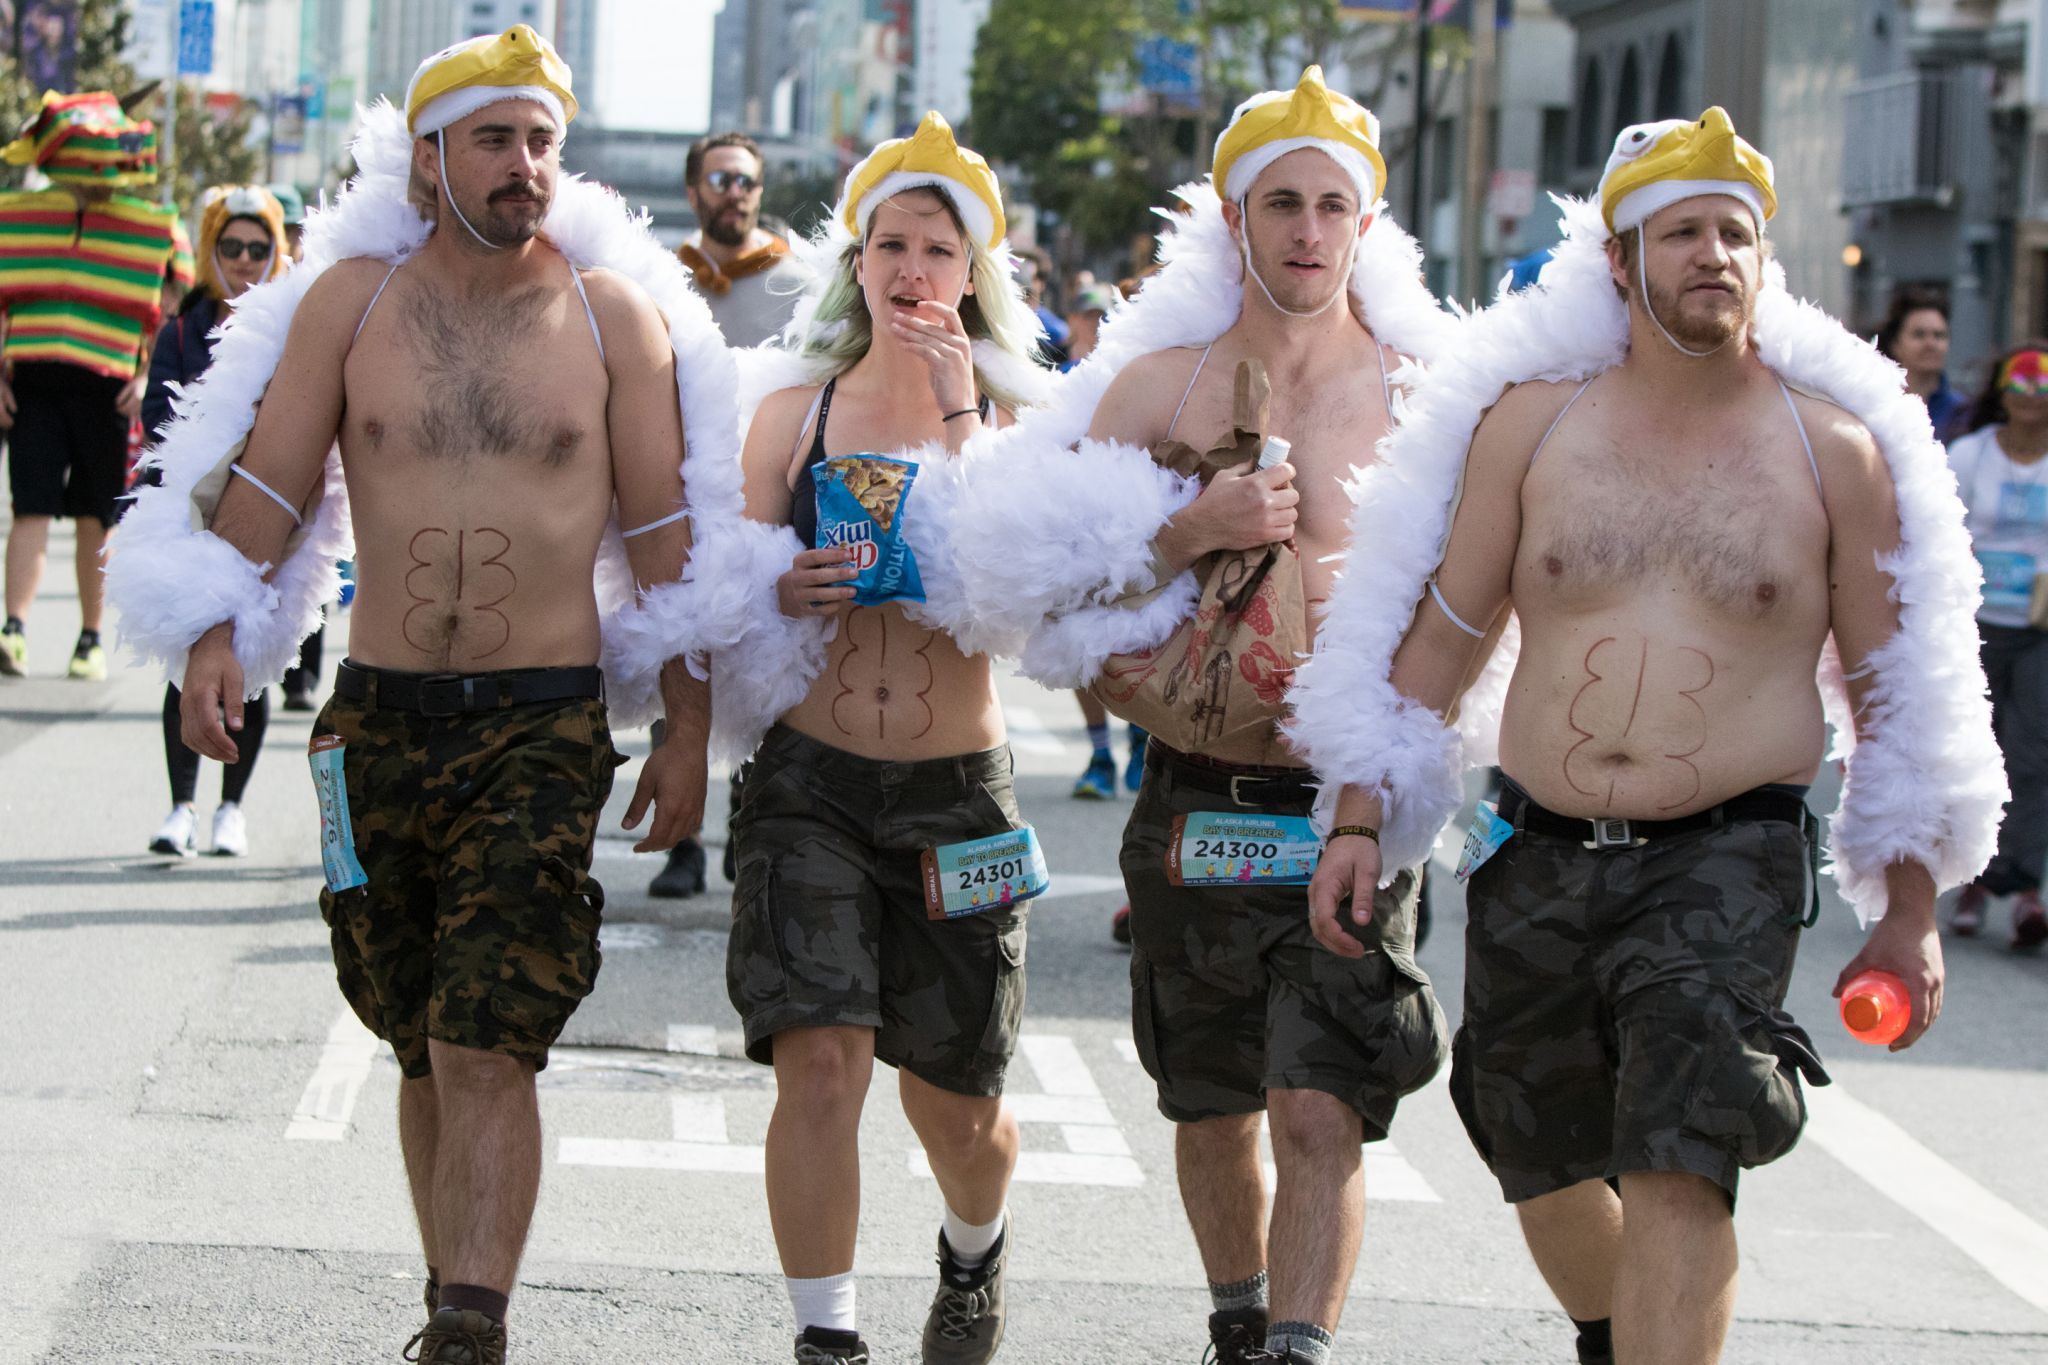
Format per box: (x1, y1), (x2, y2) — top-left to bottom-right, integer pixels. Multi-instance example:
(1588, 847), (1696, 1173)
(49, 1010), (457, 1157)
(160, 82), (262, 211)
(0, 0), (136, 189)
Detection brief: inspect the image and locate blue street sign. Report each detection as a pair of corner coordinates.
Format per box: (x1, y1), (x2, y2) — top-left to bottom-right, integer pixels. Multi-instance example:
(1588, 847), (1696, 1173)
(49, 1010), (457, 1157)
(177, 0), (215, 76)
(1137, 36), (1198, 101)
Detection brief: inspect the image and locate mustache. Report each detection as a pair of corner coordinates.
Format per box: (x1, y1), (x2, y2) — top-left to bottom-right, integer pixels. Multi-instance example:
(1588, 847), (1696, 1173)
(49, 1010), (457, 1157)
(488, 184), (544, 204)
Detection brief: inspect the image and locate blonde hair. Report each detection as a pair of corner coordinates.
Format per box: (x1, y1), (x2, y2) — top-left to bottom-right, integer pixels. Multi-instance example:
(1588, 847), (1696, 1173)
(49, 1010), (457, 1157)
(787, 188), (1044, 412)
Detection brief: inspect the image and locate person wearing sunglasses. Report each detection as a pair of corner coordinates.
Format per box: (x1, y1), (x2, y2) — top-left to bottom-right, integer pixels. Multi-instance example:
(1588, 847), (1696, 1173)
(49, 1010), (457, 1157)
(655, 131), (804, 903)
(1944, 343), (2048, 948)
(137, 185), (291, 858)
(677, 131), (797, 348)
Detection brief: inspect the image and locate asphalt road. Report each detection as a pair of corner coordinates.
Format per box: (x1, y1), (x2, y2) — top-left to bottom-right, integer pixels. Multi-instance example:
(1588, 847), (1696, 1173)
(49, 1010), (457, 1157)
(2, 521), (2045, 1364)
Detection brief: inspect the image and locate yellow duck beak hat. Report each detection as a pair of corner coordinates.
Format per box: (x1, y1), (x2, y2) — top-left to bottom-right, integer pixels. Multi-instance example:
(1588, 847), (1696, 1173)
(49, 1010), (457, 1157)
(196, 185), (289, 300)
(405, 24), (577, 138)
(838, 112), (1005, 249)
(1212, 66), (1385, 209)
(1599, 106), (1775, 235)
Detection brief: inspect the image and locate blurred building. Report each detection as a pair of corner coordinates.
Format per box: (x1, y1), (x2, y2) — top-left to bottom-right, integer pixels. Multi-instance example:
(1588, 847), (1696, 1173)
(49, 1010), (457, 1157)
(1551, 0), (1856, 321)
(1330, 1), (1580, 301)
(1845, 0), (2031, 384)
(913, 0), (991, 128)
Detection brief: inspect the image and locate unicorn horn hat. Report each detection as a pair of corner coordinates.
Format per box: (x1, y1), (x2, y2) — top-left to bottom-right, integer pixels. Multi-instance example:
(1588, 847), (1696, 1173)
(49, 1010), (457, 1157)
(1597, 106), (1776, 358)
(1210, 65), (1387, 320)
(403, 24), (577, 251)
(836, 111), (1006, 249)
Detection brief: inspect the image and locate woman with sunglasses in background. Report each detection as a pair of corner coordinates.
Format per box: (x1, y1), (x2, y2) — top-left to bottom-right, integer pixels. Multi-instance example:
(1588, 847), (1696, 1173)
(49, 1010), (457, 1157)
(139, 185), (289, 857)
(1946, 342), (2048, 947)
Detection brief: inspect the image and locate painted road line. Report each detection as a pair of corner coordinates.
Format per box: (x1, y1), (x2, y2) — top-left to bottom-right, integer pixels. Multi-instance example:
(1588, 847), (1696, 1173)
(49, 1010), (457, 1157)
(286, 1010), (381, 1141)
(560, 1092), (765, 1174)
(1256, 1151), (1443, 1204)
(1003, 704), (1069, 757)
(911, 1032), (1145, 1187)
(1020, 1035), (1101, 1096)
(560, 1136), (764, 1174)
(1257, 1114), (1442, 1203)
(667, 1023), (720, 1055)
(1804, 1082), (2048, 1315)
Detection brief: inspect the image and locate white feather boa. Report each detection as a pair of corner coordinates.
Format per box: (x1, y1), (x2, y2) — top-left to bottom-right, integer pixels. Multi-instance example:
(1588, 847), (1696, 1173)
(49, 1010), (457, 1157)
(1286, 195), (2005, 926)
(107, 100), (749, 730)
(950, 181), (1455, 687)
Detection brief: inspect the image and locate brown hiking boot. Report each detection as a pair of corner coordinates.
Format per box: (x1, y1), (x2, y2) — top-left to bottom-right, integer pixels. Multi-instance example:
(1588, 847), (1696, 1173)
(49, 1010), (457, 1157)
(921, 1223), (1007, 1363)
(402, 1307), (505, 1364)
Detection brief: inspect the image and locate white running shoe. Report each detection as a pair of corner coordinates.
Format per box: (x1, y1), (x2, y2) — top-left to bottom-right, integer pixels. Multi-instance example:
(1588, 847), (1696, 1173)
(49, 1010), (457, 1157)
(210, 802), (249, 857)
(150, 804), (198, 857)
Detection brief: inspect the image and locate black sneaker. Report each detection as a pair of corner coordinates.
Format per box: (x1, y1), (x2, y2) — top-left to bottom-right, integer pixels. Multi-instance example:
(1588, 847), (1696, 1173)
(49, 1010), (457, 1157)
(1203, 1307), (1270, 1365)
(922, 1224), (1007, 1363)
(648, 838), (707, 898)
(794, 1325), (869, 1364)
(402, 1307), (504, 1364)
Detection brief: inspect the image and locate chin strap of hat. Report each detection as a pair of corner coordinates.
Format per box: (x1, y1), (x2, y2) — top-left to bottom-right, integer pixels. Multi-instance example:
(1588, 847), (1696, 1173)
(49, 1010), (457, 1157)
(438, 130), (504, 252)
(1235, 195), (1357, 321)
(1637, 227), (1731, 359)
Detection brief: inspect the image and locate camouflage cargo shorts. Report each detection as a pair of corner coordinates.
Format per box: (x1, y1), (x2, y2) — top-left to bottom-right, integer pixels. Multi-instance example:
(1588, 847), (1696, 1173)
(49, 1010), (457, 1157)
(1451, 778), (1830, 1204)
(313, 682), (620, 1080)
(1119, 745), (1449, 1134)
(726, 724), (1030, 1097)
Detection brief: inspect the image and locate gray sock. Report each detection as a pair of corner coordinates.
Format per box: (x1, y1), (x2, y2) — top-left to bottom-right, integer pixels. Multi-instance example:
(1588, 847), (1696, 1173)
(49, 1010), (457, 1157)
(1208, 1269), (1268, 1314)
(1267, 1320), (1335, 1364)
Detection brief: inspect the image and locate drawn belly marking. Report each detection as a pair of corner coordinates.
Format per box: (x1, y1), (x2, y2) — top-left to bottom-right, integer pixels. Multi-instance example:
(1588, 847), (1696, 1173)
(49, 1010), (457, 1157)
(830, 609), (936, 741)
(401, 527), (516, 661)
(1562, 637), (1715, 808)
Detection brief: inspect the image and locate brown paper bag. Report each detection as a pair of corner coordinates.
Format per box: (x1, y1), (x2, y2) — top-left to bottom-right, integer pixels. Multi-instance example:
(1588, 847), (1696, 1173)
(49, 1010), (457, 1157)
(1088, 360), (1308, 763)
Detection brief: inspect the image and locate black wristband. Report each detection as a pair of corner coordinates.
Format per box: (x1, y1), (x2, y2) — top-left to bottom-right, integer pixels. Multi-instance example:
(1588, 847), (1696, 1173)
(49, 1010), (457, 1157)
(1328, 825), (1379, 843)
(941, 407), (980, 423)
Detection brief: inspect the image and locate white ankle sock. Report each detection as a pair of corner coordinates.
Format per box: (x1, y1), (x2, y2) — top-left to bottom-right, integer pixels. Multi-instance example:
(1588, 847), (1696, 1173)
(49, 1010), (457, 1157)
(942, 1205), (1006, 1267)
(785, 1271), (856, 1334)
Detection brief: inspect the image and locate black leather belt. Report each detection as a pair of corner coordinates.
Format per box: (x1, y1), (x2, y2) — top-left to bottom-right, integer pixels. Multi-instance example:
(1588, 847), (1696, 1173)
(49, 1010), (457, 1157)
(334, 660), (603, 715)
(1155, 743), (1316, 808)
(1500, 781), (1811, 850)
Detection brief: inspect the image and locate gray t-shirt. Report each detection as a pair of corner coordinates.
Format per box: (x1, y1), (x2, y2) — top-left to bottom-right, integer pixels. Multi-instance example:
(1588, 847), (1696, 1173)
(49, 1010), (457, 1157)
(680, 233), (800, 347)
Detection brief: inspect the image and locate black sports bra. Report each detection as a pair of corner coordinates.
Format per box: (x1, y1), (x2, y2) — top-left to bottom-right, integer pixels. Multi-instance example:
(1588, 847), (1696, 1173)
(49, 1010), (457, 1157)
(787, 377), (988, 548)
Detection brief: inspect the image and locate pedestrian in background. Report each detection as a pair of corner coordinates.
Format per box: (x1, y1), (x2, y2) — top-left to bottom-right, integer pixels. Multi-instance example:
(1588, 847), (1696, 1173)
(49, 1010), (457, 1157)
(140, 186), (289, 857)
(656, 132), (806, 902)
(1945, 341), (2048, 948)
(0, 93), (181, 680)
(1877, 286), (1969, 441)
(678, 131), (796, 347)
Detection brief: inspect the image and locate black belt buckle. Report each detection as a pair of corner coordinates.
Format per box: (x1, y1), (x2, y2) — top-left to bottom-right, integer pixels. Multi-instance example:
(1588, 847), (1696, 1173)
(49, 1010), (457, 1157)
(415, 673), (486, 716)
(1584, 817), (1645, 851)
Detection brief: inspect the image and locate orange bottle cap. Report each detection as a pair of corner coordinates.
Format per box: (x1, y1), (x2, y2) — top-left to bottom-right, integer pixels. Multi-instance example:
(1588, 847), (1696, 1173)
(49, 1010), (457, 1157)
(1843, 994), (1884, 1033)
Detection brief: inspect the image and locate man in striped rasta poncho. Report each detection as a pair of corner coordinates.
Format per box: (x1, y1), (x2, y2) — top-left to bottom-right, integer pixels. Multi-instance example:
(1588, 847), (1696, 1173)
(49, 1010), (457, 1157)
(0, 90), (180, 680)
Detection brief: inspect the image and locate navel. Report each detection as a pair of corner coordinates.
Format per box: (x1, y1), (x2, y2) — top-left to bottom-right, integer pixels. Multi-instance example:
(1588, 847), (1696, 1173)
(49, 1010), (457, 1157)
(875, 686), (891, 704)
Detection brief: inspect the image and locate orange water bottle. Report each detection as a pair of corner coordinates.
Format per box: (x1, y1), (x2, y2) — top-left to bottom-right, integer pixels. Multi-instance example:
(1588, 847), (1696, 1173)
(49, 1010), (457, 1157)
(1840, 970), (1910, 1045)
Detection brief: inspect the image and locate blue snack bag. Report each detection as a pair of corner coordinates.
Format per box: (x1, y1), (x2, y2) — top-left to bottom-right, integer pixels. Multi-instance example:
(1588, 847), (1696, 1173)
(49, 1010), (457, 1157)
(813, 455), (926, 605)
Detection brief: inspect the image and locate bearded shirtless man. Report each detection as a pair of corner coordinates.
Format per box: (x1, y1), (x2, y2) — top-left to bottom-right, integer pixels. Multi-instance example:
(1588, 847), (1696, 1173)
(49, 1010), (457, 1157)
(1310, 119), (1949, 1365)
(1072, 81), (1449, 1365)
(173, 38), (707, 1364)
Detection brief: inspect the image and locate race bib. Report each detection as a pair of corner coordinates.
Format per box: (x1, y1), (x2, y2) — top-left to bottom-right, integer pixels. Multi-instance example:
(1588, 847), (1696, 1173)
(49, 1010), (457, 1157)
(1997, 480), (2048, 528)
(1976, 548), (2037, 615)
(307, 735), (369, 893)
(1167, 811), (1321, 887)
(920, 826), (1049, 920)
(1454, 802), (1515, 882)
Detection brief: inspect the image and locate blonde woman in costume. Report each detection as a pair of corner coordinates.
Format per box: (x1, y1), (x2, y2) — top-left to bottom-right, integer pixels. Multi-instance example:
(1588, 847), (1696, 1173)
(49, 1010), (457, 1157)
(724, 113), (1046, 1365)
